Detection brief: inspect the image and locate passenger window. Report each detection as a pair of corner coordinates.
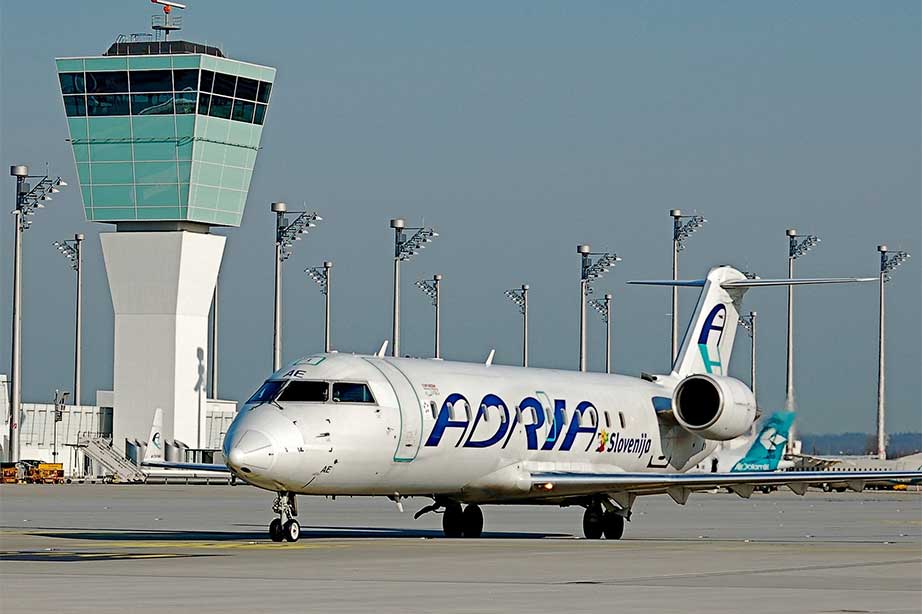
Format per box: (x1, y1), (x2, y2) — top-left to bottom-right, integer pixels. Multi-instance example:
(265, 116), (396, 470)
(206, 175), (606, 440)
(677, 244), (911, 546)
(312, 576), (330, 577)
(604, 411), (611, 429)
(430, 401), (438, 420)
(481, 404), (490, 423)
(619, 412), (626, 429)
(332, 382), (375, 404)
(278, 381), (329, 403)
(246, 380), (285, 404)
(585, 409), (598, 428)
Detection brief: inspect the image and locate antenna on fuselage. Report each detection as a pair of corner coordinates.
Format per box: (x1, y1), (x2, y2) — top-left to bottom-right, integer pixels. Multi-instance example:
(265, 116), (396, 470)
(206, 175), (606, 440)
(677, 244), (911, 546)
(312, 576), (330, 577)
(375, 340), (389, 358)
(484, 349), (495, 367)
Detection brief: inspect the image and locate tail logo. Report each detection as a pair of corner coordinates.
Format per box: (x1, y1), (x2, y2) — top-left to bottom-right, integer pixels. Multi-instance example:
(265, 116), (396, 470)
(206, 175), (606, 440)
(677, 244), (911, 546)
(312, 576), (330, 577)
(758, 426), (786, 452)
(697, 304), (726, 375)
(152, 432), (162, 450)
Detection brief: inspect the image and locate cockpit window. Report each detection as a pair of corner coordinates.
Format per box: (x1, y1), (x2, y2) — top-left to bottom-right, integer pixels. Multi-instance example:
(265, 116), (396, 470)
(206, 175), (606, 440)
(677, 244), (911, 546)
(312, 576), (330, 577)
(332, 382), (375, 404)
(247, 380), (285, 404)
(278, 381), (329, 402)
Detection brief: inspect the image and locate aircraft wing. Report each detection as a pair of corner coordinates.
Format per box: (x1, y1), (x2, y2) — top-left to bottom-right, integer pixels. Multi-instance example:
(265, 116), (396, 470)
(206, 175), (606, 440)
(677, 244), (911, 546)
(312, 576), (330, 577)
(528, 469), (922, 502)
(143, 460), (231, 473)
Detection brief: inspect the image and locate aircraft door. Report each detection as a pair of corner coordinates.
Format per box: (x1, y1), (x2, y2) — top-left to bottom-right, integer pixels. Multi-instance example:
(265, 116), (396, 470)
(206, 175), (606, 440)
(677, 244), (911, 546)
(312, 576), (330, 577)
(369, 359), (424, 462)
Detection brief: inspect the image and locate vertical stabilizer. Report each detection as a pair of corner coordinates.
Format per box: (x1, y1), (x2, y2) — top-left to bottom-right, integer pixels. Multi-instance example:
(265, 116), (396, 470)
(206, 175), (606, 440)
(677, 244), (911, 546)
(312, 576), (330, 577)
(671, 266), (747, 378)
(732, 411), (796, 472)
(143, 408), (164, 463)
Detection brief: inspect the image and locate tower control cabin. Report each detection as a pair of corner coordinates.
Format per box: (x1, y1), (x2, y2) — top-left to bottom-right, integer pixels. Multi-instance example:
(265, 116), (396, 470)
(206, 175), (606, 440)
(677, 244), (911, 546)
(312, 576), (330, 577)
(55, 35), (276, 455)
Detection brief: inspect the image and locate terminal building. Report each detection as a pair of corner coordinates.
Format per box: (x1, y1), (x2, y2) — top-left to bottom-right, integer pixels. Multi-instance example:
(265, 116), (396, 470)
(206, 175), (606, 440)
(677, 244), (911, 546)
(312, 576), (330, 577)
(6, 15), (277, 468)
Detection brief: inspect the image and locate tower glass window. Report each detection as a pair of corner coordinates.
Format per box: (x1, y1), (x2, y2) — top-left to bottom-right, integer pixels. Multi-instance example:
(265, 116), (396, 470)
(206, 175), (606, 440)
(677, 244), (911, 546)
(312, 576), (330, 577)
(129, 70), (174, 92)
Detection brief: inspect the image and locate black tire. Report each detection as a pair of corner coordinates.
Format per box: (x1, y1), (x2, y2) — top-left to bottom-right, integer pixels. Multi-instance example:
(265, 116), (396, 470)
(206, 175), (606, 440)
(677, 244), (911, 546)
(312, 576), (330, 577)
(269, 518), (284, 542)
(462, 505), (484, 538)
(442, 503), (463, 538)
(283, 519), (301, 542)
(602, 511), (624, 540)
(583, 506), (604, 540)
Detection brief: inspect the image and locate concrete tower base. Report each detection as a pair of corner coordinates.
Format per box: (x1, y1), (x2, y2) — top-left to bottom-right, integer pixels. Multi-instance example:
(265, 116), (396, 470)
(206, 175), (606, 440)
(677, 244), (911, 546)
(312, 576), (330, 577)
(101, 231), (225, 454)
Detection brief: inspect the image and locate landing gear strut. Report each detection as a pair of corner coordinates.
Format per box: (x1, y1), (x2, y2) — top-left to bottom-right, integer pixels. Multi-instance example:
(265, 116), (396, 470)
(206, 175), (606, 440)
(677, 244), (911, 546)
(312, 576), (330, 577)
(582, 500), (626, 540)
(269, 492), (300, 542)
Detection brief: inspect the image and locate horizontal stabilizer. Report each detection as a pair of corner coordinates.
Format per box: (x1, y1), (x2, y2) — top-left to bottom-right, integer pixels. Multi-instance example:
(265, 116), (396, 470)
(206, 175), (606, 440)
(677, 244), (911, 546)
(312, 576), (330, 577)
(721, 277), (876, 288)
(627, 279), (706, 287)
(628, 277), (875, 288)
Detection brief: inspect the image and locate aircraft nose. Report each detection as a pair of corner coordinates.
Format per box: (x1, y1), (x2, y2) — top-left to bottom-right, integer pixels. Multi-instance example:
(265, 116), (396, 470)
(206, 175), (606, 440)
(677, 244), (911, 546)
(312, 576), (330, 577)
(226, 429), (275, 473)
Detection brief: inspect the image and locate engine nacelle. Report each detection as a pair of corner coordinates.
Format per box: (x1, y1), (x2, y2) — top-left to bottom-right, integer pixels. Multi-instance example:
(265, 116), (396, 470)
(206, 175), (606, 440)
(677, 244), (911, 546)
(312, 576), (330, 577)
(672, 374), (756, 441)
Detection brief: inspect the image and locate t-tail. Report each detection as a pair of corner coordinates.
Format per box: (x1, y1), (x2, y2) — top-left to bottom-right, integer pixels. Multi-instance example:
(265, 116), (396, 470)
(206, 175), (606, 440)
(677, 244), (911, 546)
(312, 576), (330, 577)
(629, 266), (875, 378)
(732, 411), (796, 472)
(143, 408), (164, 464)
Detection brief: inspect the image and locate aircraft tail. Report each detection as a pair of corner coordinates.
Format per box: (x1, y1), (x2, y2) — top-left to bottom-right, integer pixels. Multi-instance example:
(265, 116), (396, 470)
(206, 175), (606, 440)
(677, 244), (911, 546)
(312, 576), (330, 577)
(142, 408), (164, 463)
(731, 411), (796, 472)
(629, 267), (874, 378)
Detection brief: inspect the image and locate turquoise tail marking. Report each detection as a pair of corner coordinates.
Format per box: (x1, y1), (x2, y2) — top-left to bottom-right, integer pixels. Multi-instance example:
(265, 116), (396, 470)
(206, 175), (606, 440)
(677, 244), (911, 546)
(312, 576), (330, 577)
(732, 411), (796, 472)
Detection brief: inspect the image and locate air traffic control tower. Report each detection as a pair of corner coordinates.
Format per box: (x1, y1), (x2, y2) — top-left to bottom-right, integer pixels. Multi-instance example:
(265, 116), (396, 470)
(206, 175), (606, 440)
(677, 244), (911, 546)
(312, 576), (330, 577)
(55, 8), (275, 454)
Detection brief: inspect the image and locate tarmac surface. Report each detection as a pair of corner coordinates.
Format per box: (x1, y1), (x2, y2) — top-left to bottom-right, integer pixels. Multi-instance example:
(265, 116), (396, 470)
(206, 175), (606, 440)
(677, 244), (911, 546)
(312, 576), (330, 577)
(0, 485), (919, 614)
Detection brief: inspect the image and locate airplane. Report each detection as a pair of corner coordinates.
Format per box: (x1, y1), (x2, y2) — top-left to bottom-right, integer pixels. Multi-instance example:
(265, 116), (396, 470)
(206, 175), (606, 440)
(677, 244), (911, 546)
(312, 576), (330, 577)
(693, 410), (796, 473)
(148, 265), (922, 543)
(791, 451), (922, 490)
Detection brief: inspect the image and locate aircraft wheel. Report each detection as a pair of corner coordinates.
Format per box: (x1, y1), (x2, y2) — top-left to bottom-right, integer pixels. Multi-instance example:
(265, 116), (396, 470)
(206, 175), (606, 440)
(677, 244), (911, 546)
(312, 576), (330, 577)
(602, 511), (624, 540)
(462, 505), (483, 538)
(442, 502), (463, 537)
(283, 519), (301, 542)
(582, 506), (604, 540)
(269, 518), (284, 542)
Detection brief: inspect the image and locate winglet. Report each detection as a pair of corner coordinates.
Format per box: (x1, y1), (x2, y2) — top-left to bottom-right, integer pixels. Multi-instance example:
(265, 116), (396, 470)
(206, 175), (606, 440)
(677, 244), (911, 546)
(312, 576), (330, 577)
(484, 349), (495, 366)
(375, 340), (389, 358)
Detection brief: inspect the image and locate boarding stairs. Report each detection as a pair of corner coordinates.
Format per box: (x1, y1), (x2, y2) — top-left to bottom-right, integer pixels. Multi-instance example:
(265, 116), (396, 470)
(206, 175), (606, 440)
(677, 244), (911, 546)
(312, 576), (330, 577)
(77, 434), (146, 483)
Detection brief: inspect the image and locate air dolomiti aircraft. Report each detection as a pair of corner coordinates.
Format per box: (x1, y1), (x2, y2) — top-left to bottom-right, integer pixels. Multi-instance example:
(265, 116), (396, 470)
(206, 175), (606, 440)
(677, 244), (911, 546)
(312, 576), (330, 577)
(151, 265), (921, 542)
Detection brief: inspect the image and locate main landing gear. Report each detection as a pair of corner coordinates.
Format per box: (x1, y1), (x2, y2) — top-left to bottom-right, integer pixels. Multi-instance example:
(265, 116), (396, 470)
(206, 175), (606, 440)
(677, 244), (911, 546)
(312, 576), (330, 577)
(415, 500), (484, 537)
(582, 501), (625, 540)
(269, 491), (300, 542)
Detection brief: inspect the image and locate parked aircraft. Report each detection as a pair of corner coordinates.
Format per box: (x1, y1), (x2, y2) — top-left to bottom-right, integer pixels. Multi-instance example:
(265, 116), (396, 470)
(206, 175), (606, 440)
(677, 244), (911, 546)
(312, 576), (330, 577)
(149, 266), (921, 542)
(792, 451), (922, 490)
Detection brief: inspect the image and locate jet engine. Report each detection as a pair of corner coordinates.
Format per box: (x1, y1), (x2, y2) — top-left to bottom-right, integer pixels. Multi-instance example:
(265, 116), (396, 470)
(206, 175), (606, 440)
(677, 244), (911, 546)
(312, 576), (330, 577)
(672, 374), (756, 441)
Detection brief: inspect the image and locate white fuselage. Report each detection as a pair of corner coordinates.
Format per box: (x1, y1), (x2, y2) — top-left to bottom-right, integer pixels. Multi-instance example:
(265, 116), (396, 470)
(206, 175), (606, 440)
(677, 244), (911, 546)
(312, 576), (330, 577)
(223, 353), (719, 502)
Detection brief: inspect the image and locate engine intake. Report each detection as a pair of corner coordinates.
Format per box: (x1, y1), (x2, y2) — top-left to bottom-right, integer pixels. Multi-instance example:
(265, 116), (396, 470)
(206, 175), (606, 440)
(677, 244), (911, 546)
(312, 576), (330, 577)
(672, 374), (756, 441)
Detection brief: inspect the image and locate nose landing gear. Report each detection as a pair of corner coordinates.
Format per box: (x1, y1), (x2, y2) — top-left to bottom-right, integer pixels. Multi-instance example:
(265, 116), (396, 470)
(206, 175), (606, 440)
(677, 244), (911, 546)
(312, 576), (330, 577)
(269, 492), (300, 542)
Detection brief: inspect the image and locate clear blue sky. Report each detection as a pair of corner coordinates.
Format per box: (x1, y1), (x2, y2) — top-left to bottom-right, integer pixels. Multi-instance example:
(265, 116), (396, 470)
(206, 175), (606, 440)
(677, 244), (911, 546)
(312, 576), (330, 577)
(1, 1), (919, 433)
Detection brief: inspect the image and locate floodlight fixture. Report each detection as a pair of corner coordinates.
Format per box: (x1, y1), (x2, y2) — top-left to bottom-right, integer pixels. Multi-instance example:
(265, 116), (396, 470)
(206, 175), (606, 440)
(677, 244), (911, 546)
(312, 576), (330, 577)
(505, 284), (529, 367)
(7, 165), (67, 462)
(304, 261), (334, 352)
(875, 244), (912, 460)
(271, 202), (323, 370)
(783, 227), (821, 451)
(669, 209), (708, 366)
(415, 274), (443, 358)
(390, 218), (439, 357)
(578, 244), (621, 372)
